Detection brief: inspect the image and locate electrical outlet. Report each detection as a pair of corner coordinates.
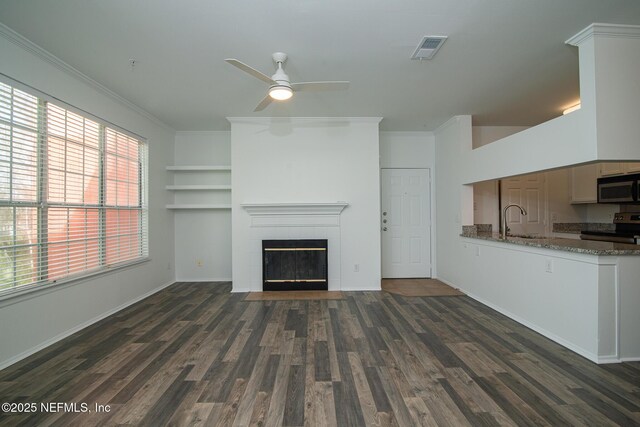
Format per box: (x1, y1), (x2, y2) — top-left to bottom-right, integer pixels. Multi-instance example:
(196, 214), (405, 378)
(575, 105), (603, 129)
(551, 212), (558, 222)
(475, 246), (480, 257)
(354, 264), (359, 272)
(196, 259), (203, 267)
(167, 262), (171, 270)
(545, 259), (553, 273)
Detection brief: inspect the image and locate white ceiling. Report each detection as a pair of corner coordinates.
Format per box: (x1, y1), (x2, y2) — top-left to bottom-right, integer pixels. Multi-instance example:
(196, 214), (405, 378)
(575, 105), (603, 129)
(1, 0), (640, 131)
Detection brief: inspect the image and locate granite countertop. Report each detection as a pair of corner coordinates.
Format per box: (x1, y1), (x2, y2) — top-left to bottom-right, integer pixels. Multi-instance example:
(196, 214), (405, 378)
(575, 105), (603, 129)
(460, 231), (640, 255)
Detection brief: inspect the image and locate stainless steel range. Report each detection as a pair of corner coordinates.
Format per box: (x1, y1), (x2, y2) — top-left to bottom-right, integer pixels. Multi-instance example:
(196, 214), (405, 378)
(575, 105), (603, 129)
(580, 212), (640, 244)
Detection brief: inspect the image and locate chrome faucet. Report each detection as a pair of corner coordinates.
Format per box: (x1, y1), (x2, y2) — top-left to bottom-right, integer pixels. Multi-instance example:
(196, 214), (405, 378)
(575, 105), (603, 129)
(502, 204), (527, 239)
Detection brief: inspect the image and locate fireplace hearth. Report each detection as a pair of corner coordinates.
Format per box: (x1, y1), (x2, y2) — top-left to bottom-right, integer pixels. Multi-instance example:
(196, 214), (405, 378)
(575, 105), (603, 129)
(262, 239), (328, 291)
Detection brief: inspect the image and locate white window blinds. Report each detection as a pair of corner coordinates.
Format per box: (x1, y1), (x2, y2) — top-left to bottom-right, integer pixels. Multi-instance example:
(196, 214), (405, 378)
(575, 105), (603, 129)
(0, 81), (148, 296)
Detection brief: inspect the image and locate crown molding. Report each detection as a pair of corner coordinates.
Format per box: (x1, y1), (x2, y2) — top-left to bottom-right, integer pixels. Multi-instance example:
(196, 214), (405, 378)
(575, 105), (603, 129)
(175, 130), (231, 136)
(227, 117), (383, 125)
(566, 23), (640, 46)
(0, 23), (174, 133)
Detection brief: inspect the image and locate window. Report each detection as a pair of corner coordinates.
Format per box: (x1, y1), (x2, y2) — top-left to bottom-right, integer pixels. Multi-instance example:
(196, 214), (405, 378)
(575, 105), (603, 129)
(0, 80), (148, 296)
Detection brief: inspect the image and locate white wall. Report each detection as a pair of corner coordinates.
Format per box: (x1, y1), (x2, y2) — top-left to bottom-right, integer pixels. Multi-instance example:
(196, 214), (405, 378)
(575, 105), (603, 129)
(379, 131), (435, 168)
(173, 132), (232, 281)
(435, 116), (474, 287)
(230, 118), (382, 292)
(0, 26), (175, 369)
(471, 126), (529, 149)
(593, 34), (640, 160)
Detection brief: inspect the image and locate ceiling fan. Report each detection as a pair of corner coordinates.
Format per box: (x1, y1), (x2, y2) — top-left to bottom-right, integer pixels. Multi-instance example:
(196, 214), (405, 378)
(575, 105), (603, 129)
(225, 52), (349, 111)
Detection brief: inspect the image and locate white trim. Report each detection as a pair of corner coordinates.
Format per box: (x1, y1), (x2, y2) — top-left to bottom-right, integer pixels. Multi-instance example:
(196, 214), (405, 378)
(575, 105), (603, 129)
(0, 22), (173, 132)
(596, 355), (623, 364)
(0, 280), (176, 370)
(566, 23), (640, 46)
(434, 115), (462, 135)
(227, 117), (383, 124)
(174, 278), (232, 282)
(341, 286), (382, 291)
(242, 202), (348, 216)
(166, 185), (232, 191)
(166, 165), (231, 171)
(174, 130), (230, 136)
(166, 204), (231, 210)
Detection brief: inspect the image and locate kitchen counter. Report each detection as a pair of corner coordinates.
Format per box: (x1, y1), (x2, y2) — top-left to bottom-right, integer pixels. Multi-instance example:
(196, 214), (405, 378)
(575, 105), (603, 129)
(460, 231), (640, 255)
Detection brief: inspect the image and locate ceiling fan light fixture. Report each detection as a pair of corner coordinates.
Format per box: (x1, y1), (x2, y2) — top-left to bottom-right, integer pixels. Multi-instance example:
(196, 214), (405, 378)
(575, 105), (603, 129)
(269, 85), (293, 101)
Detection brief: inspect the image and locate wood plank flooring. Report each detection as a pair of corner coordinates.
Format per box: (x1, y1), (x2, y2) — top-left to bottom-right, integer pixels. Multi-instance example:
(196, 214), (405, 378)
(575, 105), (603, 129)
(382, 278), (465, 297)
(1, 282), (639, 426)
(245, 291), (344, 301)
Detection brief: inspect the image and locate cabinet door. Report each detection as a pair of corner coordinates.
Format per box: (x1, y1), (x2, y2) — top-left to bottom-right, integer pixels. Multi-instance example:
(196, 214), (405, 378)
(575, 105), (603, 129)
(624, 162), (640, 173)
(599, 162), (625, 177)
(571, 164), (598, 204)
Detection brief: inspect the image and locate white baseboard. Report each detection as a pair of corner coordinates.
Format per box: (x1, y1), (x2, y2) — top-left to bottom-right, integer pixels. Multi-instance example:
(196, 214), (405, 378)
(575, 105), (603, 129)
(596, 355), (623, 364)
(466, 291), (600, 364)
(435, 276), (604, 364)
(0, 280), (176, 371)
(340, 286), (382, 292)
(432, 276), (464, 291)
(175, 278), (232, 282)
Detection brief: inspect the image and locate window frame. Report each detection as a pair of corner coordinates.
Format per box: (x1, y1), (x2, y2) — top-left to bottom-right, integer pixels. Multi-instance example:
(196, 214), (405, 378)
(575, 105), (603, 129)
(0, 74), (149, 300)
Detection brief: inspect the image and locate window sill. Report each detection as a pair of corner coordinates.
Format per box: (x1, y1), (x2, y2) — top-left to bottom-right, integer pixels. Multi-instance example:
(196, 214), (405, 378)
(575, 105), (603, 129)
(0, 257), (151, 307)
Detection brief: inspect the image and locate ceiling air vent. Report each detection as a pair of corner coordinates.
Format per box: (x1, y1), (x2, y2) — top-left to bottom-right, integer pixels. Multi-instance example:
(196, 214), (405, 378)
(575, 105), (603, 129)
(411, 36), (448, 60)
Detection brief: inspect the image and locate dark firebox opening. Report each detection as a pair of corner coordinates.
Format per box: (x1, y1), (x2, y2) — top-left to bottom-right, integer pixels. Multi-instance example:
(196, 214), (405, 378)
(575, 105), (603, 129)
(262, 239), (328, 291)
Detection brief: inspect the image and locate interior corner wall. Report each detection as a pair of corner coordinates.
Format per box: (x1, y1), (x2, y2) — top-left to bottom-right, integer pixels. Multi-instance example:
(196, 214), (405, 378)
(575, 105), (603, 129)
(173, 131), (232, 281)
(231, 118), (381, 292)
(0, 32), (175, 368)
(434, 116), (474, 287)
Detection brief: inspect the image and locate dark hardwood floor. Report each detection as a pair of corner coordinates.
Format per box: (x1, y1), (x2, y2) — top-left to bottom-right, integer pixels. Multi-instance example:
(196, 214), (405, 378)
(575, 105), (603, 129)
(1, 282), (639, 426)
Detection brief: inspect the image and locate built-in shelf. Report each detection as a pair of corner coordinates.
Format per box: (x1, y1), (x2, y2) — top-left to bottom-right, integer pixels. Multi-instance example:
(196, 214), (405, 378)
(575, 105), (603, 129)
(166, 185), (232, 191)
(166, 204), (232, 210)
(166, 165), (231, 171)
(166, 165), (232, 210)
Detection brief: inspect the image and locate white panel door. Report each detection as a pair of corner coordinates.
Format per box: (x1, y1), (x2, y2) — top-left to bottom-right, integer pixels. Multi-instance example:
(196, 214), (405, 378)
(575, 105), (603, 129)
(500, 173), (547, 236)
(381, 169), (431, 278)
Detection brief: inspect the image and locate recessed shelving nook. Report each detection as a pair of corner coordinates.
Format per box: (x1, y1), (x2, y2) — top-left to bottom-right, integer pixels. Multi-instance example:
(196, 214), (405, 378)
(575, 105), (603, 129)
(166, 165), (231, 210)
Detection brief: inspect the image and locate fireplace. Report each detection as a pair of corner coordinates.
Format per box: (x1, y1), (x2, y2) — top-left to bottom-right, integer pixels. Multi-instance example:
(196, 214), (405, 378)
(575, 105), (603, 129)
(262, 239), (328, 291)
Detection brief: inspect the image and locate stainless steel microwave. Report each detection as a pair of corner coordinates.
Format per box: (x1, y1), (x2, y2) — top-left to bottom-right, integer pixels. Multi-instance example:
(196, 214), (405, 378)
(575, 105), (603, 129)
(597, 173), (640, 203)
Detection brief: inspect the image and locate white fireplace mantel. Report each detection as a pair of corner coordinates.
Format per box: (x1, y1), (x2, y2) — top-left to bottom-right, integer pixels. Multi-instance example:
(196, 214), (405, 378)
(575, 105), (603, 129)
(241, 202), (349, 216)
(241, 202), (349, 228)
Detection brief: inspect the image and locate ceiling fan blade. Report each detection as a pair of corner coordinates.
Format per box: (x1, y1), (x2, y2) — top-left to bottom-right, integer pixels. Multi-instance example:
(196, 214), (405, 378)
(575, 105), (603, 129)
(291, 81), (350, 92)
(254, 94), (273, 112)
(225, 59), (275, 84)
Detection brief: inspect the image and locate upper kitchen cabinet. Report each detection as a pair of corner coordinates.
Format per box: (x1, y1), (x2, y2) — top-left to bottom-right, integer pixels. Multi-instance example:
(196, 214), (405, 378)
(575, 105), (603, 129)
(599, 162), (640, 177)
(570, 164), (598, 204)
(571, 162), (640, 204)
(625, 162), (640, 174)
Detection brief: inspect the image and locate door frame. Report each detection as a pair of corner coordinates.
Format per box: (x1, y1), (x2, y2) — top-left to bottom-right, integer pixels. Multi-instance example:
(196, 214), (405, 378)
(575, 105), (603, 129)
(380, 167), (433, 279)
